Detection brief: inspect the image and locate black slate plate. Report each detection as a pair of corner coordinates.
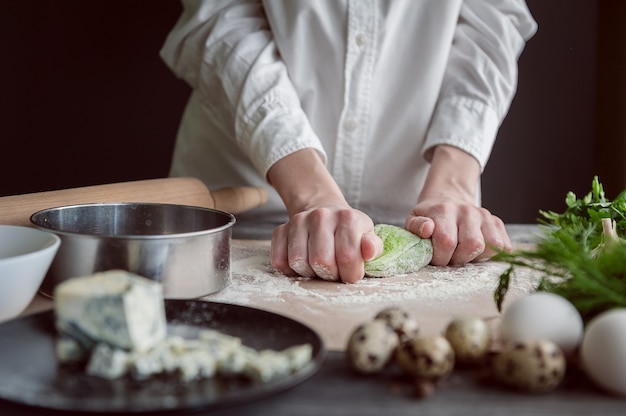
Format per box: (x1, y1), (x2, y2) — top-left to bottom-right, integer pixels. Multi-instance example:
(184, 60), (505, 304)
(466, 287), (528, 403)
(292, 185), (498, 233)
(0, 300), (326, 413)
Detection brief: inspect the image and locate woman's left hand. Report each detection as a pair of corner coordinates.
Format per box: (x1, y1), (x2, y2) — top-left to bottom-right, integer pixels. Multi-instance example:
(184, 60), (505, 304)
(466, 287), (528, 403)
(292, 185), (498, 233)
(405, 197), (511, 266)
(406, 145), (512, 266)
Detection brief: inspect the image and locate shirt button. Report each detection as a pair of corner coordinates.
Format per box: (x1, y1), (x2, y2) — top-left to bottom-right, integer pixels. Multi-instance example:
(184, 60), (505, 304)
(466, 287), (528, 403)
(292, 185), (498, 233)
(355, 34), (367, 47)
(344, 119), (358, 132)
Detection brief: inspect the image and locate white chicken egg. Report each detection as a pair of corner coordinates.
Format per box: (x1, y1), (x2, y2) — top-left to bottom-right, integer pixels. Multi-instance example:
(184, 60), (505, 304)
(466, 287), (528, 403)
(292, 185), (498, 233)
(580, 308), (626, 396)
(499, 292), (583, 355)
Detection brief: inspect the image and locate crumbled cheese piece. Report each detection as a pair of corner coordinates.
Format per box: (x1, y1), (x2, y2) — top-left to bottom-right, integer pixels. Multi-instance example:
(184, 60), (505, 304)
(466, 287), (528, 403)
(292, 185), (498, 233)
(86, 343), (131, 379)
(244, 349), (292, 383)
(283, 344), (314, 371)
(56, 336), (88, 363)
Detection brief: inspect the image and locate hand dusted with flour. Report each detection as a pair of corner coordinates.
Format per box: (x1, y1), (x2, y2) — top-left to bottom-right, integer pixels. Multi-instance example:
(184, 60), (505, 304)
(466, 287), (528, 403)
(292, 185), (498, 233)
(364, 224), (433, 277)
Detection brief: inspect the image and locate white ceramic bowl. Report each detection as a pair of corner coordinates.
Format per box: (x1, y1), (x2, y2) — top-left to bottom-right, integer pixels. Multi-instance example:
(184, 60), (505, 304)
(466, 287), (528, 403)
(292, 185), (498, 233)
(0, 225), (61, 322)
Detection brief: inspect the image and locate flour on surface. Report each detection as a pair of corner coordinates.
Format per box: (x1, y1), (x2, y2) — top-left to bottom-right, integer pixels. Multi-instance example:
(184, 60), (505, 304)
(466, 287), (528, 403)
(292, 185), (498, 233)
(206, 255), (322, 305)
(206, 249), (541, 306)
(204, 240), (544, 351)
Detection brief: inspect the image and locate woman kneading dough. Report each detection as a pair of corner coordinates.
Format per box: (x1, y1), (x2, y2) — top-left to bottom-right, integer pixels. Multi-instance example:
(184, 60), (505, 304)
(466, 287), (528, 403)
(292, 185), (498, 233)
(160, 0), (537, 282)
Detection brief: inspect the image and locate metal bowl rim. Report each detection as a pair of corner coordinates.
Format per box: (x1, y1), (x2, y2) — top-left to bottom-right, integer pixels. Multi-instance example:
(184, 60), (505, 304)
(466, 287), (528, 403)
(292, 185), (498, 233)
(29, 202), (236, 240)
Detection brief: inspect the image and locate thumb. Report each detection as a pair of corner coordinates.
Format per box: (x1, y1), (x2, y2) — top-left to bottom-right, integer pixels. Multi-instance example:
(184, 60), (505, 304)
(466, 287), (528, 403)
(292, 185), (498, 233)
(405, 216), (435, 239)
(361, 230), (384, 261)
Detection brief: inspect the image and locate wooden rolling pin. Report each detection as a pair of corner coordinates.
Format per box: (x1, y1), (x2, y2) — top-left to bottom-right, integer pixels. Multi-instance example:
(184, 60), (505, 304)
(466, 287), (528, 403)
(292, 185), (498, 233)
(0, 177), (268, 227)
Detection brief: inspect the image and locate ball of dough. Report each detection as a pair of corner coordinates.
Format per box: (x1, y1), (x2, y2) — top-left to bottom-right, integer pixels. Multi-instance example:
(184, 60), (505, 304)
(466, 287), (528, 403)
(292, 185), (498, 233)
(364, 224), (433, 277)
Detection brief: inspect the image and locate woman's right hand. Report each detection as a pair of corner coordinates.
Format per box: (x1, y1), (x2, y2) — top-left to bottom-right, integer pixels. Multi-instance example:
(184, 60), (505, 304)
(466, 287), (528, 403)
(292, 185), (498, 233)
(270, 203), (383, 283)
(267, 149), (383, 283)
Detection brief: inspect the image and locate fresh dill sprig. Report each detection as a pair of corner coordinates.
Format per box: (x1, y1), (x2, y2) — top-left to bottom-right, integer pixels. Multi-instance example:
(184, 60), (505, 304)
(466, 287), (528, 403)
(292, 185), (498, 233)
(493, 176), (626, 322)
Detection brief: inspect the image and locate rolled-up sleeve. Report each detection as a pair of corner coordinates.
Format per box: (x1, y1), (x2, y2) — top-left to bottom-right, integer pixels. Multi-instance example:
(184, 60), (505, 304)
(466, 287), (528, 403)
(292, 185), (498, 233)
(159, 0), (326, 178)
(423, 0), (537, 170)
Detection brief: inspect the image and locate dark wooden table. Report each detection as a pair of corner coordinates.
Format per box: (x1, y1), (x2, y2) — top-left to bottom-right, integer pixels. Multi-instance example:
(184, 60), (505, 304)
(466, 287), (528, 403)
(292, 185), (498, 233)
(1, 350), (624, 416)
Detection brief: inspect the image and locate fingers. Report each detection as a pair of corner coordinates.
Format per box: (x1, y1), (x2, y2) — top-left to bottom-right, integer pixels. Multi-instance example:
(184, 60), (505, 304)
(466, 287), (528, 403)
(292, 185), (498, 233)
(405, 216), (435, 239)
(361, 229), (384, 261)
(474, 214), (512, 260)
(271, 201), (511, 279)
(333, 212), (369, 283)
(450, 207), (511, 264)
(269, 224), (298, 277)
(407, 203), (511, 266)
(308, 209), (341, 281)
(270, 207), (375, 283)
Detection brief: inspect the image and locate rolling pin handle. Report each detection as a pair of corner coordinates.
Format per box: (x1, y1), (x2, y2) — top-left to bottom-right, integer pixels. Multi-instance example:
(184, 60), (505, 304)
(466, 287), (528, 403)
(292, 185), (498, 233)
(210, 186), (268, 214)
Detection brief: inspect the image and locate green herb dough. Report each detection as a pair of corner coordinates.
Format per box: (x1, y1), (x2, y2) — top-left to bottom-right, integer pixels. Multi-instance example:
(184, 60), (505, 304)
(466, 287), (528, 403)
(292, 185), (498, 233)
(364, 224), (433, 277)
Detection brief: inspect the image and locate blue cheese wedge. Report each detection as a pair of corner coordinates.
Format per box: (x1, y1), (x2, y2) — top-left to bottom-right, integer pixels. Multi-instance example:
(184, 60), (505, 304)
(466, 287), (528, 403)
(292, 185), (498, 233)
(54, 271), (314, 384)
(54, 270), (167, 354)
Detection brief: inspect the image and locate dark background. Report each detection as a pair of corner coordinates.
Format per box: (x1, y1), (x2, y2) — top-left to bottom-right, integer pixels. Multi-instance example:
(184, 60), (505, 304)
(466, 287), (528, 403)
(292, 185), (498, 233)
(1, 1), (623, 224)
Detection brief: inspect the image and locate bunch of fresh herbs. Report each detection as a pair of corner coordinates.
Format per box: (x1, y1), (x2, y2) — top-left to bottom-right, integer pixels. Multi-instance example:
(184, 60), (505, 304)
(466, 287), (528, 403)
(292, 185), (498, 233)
(539, 176), (626, 248)
(493, 176), (626, 321)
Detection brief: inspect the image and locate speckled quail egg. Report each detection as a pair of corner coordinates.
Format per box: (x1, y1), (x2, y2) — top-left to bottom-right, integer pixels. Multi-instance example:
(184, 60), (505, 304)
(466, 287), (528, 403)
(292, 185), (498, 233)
(500, 292), (583, 356)
(444, 317), (491, 365)
(374, 307), (420, 341)
(580, 308), (626, 396)
(396, 335), (455, 381)
(346, 320), (400, 374)
(492, 339), (566, 393)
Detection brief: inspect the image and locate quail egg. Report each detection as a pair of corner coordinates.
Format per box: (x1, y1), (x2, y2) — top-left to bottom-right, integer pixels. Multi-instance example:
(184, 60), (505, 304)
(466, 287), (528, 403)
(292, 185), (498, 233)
(492, 339), (566, 393)
(375, 307), (420, 341)
(346, 320), (399, 374)
(396, 335), (455, 381)
(444, 317), (491, 365)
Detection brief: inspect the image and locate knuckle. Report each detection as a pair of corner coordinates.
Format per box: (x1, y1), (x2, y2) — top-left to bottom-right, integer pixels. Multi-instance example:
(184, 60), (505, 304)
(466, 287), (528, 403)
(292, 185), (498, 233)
(337, 208), (359, 222)
(269, 256), (291, 275)
(311, 262), (338, 281)
(307, 207), (331, 224)
(460, 237), (485, 253)
(288, 256), (314, 277)
(435, 233), (457, 252)
(335, 245), (359, 269)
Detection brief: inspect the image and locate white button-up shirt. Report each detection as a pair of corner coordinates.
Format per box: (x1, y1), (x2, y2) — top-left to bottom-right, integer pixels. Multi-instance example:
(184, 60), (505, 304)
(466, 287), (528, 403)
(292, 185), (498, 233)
(160, 0), (537, 229)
